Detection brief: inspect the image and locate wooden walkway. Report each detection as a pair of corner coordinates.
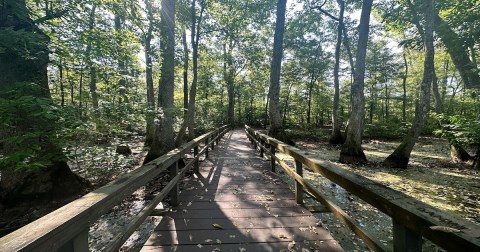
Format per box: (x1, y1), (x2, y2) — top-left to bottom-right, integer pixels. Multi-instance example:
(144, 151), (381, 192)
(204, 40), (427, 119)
(141, 130), (343, 251)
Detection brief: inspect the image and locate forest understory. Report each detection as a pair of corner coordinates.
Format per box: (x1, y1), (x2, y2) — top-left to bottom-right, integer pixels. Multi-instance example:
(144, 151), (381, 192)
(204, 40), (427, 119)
(1, 127), (478, 251)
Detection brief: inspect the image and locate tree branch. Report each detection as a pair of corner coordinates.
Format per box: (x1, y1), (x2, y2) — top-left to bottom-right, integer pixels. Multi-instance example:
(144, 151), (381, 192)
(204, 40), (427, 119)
(34, 9), (68, 24)
(311, 6), (339, 22)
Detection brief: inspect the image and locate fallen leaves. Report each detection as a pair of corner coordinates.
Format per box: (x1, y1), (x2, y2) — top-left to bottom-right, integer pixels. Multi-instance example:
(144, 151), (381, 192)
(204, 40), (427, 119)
(212, 223), (223, 229)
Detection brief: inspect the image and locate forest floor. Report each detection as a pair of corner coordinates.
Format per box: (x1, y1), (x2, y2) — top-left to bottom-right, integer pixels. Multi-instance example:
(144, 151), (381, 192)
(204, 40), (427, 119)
(274, 127), (480, 251)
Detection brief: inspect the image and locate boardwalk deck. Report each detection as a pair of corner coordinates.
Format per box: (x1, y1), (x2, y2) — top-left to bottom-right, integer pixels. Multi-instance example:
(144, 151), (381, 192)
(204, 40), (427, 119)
(141, 130), (343, 251)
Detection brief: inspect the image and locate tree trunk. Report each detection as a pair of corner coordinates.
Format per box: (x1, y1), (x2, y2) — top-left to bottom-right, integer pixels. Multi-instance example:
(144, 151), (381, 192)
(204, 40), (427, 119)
(339, 0), (373, 164)
(145, 0), (156, 146)
(176, 0), (205, 146)
(282, 82), (293, 125)
(86, 5), (98, 112)
(330, 0), (345, 144)
(307, 45), (321, 125)
(224, 41), (235, 126)
(59, 59), (65, 107)
(432, 72), (442, 114)
(435, 15), (480, 89)
(144, 0), (176, 164)
(115, 12), (128, 104)
(268, 0), (293, 145)
(402, 49), (408, 122)
(183, 30), (189, 116)
(384, 0), (435, 169)
(0, 0), (84, 207)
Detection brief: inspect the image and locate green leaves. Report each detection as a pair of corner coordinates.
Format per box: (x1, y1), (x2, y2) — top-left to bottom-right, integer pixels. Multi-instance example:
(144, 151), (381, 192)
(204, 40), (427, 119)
(434, 113), (480, 146)
(0, 83), (69, 170)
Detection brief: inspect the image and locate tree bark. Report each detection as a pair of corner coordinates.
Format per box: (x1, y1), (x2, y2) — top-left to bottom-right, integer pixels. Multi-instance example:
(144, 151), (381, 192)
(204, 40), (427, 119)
(85, 5), (98, 111)
(306, 44), (321, 125)
(435, 15), (480, 89)
(59, 59), (65, 107)
(0, 0), (84, 206)
(432, 72), (442, 114)
(268, 0), (293, 145)
(402, 49), (408, 122)
(384, 0), (435, 169)
(144, 0), (176, 164)
(145, 0), (156, 146)
(182, 30), (189, 116)
(330, 0), (345, 144)
(224, 41), (235, 126)
(114, 10), (128, 104)
(339, 0), (373, 164)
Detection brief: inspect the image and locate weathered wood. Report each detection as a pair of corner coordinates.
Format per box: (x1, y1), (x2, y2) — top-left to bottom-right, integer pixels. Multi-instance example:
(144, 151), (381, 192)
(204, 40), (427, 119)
(270, 152), (387, 251)
(193, 146), (199, 173)
(169, 161), (179, 207)
(245, 125), (480, 252)
(270, 145), (276, 172)
(260, 139), (264, 157)
(393, 219), (422, 252)
(205, 137), (209, 158)
(295, 159), (303, 204)
(304, 205), (330, 213)
(58, 228), (88, 252)
(0, 125), (229, 252)
(142, 130), (343, 252)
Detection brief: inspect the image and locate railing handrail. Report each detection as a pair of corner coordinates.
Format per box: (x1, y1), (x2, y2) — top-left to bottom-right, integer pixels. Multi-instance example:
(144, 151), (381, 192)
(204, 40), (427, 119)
(0, 125), (230, 252)
(245, 125), (480, 252)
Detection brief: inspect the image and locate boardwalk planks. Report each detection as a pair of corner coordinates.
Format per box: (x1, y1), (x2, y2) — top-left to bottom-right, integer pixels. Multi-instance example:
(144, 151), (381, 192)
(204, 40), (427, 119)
(141, 130), (343, 251)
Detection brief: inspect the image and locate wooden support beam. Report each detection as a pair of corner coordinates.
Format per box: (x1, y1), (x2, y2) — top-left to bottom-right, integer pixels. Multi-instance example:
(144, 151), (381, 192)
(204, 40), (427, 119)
(193, 146), (199, 173)
(295, 159), (303, 204)
(259, 140), (264, 158)
(205, 137), (209, 158)
(58, 228), (88, 252)
(169, 161), (179, 207)
(393, 219), (422, 252)
(270, 145), (276, 172)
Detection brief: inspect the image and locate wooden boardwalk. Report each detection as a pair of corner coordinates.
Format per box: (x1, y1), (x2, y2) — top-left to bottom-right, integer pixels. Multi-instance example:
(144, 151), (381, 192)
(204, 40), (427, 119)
(141, 130), (343, 251)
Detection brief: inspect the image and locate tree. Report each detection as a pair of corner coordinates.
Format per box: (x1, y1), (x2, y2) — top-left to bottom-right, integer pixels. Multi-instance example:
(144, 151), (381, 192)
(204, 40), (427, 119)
(267, 0), (293, 144)
(143, 0), (157, 146)
(0, 0), (84, 207)
(176, 0), (206, 146)
(144, 0), (176, 163)
(331, 0), (346, 143)
(383, 0), (435, 168)
(339, 0), (373, 164)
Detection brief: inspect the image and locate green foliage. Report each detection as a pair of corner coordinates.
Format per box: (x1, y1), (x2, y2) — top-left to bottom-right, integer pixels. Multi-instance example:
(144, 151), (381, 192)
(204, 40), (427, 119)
(365, 120), (411, 139)
(0, 83), (74, 170)
(0, 27), (47, 59)
(434, 114), (480, 146)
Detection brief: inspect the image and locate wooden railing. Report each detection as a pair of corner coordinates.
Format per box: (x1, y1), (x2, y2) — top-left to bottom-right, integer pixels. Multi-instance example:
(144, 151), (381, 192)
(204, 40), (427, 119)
(245, 125), (480, 252)
(0, 125), (230, 252)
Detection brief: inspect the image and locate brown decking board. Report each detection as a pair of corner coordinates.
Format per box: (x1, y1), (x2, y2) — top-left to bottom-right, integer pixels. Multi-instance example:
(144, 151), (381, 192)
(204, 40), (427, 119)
(141, 130), (343, 252)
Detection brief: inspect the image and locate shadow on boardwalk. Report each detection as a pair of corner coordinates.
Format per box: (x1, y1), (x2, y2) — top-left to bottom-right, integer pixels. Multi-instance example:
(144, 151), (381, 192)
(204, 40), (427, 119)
(141, 130), (343, 251)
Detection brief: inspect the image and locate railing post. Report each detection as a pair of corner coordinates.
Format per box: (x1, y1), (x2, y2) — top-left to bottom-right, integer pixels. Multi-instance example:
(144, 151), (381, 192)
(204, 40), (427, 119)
(169, 161), (179, 207)
(205, 137), (209, 158)
(253, 137), (257, 151)
(270, 144), (276, 173)
(260, 139), (264, 158)
(393, 219), (422, 252)
(295, 159), (303, 204)
(194, 145), (199, 173)
(211, 133), (215, 150)
(58, 228), (89, 252)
